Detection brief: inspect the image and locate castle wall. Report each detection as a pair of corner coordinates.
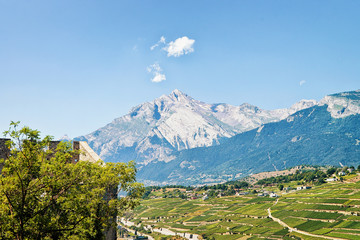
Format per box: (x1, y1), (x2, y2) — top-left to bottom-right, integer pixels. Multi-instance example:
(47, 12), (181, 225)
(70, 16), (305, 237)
(0, 138), (10, 160)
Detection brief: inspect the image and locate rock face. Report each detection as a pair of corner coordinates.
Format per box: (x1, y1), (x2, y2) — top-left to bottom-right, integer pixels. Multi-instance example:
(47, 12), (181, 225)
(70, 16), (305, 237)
(77, 89), (360, 185)
(319, 90), (360, 118)
(77, 89), (316, 165)
(137, 90), (360, 185)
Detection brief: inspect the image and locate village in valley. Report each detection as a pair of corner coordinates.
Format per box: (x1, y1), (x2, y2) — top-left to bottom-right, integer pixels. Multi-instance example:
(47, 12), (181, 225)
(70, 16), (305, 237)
(2, 1), (360, 240)
(118, 165), (360, 240)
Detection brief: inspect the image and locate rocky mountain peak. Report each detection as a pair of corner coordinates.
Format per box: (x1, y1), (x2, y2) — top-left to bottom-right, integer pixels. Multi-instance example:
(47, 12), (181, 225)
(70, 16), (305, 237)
(171, 88), (185, 96)
(319, 90), (360, 118)
(75, 89), (360, 185)
(289, 99), (317, 113)
(167, 89), (192, 102)
(78, 90), (325, 165)
(58, 134), (71, 141)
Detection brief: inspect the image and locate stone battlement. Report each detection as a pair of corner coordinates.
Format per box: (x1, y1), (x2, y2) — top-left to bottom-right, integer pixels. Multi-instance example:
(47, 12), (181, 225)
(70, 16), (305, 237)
(0, 139), (101, 164)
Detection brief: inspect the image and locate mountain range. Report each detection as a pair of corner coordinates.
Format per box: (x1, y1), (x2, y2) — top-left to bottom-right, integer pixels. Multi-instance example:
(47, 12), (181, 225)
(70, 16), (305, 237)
(77, 89), (316, 163)
(77, 89), (360, 185)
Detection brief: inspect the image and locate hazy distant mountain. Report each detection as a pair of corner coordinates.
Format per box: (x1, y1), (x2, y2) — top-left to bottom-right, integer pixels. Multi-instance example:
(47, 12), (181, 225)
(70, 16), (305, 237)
(58, 134), (71, 141)
(77, 89), (316, 165)
(137, 90), (360, 185)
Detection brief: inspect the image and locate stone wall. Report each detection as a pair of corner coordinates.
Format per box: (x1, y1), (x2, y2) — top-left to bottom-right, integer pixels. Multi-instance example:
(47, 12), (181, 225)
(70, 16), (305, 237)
(48, 141), (100, 163)
(1, 139), (100, 164)
(0, 138), (10, 171)
(48, 141), (80, 163)
(0, 138), (10, 160)
(79, 141), (101, 163)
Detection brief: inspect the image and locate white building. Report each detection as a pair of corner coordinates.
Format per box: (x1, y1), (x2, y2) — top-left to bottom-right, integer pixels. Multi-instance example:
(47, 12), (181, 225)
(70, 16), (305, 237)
(270, 193), (279, 198)
(325, 177), (338, 182)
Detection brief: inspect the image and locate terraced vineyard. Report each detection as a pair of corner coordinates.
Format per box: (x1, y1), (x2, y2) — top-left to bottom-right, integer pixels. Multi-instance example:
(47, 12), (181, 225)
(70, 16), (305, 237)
(272, 180), (360, 240)
(124, 175), (360, 240)
(128, 196), (289, 239)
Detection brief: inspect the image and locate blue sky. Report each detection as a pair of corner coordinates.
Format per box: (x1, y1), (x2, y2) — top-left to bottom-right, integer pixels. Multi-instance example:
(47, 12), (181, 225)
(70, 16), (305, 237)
(1, 0), (359, 138)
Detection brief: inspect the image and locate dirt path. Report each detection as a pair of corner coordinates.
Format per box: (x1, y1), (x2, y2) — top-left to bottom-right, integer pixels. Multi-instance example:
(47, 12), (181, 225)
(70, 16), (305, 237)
(267, 199), (346, 240)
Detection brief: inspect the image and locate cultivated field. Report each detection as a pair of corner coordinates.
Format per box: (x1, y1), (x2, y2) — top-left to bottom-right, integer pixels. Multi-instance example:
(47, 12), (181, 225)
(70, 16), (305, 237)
(127, 195), (287, 239)
(124, 173), (360, 240)
(272, 180), (360, 240)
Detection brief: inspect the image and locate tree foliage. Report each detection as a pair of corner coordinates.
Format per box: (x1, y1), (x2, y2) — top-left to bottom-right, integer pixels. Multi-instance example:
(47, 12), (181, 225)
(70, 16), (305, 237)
(0, 122), (144, 240)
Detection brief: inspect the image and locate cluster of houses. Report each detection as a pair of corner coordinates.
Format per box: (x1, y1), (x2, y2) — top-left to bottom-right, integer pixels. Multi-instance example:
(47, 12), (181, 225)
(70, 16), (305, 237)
(256, 185), (313, 198)
(338, 168), (353, 176)
(186, 190), (202, 200)
(325, 167), (354, 182)
(149, 184), (317, 200)
(235, 191), (250, 196)
(150, 167), (357, 201)
(339, 166), (355, 175)
(296, 186), (312, 190)
(257, 191), (279, 198)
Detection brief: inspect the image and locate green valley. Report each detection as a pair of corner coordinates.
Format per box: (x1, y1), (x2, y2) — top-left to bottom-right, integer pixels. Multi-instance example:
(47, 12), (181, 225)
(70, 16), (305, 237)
(121, 167), (360, 240)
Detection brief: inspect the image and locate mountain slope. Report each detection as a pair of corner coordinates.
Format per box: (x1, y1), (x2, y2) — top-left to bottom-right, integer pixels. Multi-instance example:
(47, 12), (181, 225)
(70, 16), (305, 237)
(137, 90), (360, 185)
(77, 89), (314, 164)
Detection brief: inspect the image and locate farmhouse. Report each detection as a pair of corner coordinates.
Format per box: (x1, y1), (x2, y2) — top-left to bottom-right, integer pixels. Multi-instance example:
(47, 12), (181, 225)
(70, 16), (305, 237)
(325, 177), (338, 182)
(270, 193), (279, 198)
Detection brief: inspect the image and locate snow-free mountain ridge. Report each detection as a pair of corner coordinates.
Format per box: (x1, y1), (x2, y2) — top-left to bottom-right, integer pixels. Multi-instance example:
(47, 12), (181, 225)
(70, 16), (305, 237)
(137, 90), (360, 185)
(76, 89), (360, 185)
(77, 89), (317, 165)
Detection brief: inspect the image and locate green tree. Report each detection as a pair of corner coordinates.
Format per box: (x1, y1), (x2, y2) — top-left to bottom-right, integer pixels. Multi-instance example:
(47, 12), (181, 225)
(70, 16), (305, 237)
(208, 190), (216, 198)
(326, 167), (337, 176)
(0, 122), (144, 240)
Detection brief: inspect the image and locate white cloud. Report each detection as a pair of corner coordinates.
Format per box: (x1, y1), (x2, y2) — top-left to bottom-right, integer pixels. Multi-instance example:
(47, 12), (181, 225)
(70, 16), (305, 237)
(299, 80), (306, 86)
(152, 72), (166, 83)
(147, 63), (161, 73)
(150, 36), (166, 51)
(164, 36), (195, 57)
(147, 63), (166, 83)
(150, 44), (158, 51)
